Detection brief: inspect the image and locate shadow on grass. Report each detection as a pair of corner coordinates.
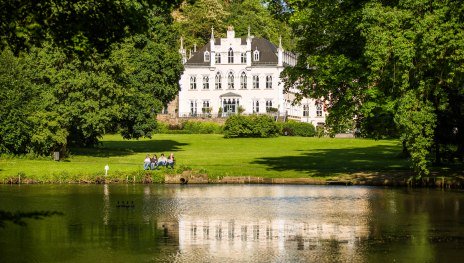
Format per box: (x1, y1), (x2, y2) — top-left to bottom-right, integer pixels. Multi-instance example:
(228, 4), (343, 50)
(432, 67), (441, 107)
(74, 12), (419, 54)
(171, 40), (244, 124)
(71, 139), (189, 157)
(251, 145), (409, 177)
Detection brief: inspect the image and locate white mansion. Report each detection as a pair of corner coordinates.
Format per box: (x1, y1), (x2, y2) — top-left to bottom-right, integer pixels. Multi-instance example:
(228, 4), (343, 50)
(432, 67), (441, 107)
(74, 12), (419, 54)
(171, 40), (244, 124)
(177, 26), (326, 125)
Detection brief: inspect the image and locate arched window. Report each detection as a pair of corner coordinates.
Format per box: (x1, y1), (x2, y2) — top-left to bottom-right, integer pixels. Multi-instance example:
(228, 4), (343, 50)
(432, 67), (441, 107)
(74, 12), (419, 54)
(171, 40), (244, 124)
(215, 53), (221, 64)
(228, 72), (234, 89)
(265, 75), (272, 89)
(228, 48), (234, 63)
(204, 51), (210, 62)
(203, 76), (209, 89)
(240, 72), (247, 89)
(190, 76), (197, 90)
(215, 72), (222, 89)
(253, 50), (260, 61)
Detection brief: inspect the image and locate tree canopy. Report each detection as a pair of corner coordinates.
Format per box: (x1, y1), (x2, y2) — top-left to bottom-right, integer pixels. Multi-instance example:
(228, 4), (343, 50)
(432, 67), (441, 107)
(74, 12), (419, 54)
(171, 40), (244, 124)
(173, 0), (294, 51)
(0, 0), (184, 155)
(282, 0), (464, 176)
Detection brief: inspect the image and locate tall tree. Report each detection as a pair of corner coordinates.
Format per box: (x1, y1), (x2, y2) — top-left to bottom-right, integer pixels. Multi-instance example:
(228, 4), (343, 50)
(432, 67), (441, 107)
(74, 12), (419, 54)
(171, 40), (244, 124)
(0, 1), (184, 154)
(282, 0), (464, 176)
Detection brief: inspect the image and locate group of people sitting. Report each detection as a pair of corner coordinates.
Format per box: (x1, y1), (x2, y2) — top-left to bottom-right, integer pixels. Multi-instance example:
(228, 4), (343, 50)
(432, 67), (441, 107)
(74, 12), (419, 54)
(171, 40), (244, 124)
(143, 153), (175, 170)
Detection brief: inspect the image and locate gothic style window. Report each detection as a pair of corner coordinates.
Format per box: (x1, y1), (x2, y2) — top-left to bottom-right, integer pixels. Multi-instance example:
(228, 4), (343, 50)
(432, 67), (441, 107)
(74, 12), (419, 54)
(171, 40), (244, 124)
(204, 51), (210, 62)
(265, 100), (273, 112)
(215, 72), (222, 89)
(316, 102), (323, 117)
(228, 48), (234, 63)
(228, 72), (234, 89)
(303, 104), (309, 117)
(254, 50), (260, 61)
(190, 76), (197, 90)
(203, 76), (209, 89)
(240, 72), (247, 89)
(253, 75), (259, 89)
(265, 75), (272, 89)
(253, 100), (260, 113)
(241, 53), (246, 63)
(215, 53), (221, 64)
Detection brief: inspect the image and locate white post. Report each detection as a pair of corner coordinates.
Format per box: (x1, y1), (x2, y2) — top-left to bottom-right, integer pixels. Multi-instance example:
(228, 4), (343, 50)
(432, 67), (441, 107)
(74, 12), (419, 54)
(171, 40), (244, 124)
(104, 165), (109, 176)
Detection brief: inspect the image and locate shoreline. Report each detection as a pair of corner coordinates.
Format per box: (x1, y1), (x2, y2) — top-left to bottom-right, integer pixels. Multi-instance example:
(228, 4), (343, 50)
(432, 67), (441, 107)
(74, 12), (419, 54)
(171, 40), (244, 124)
(2, 171), (463, 188)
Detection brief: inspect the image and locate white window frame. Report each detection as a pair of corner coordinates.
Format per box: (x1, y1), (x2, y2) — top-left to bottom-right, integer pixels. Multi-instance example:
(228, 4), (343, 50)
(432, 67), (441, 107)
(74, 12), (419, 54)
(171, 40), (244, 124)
(228, 48), (234, 64)
(253, 100), (260, 113)
(253, 75), (259, 89)
(190, 100), (198, 116)
(303, 104), (309, 117)
(240, 72), (247, 89)
(265, 75), (272, 89)
(215, 53), (221, 64)
(265, 100), (273, 112)
(204, 51), (210, 62)
(241, 53), (246, 64)
(202, 100), (210, 114)
(316, 102), (323, 117)
(215, 72), (222, 89)
(228, 72), (234, 89)
(254, 50), (260, 61)
(203, 75), (209, 90)
(190, 76), (197, 90)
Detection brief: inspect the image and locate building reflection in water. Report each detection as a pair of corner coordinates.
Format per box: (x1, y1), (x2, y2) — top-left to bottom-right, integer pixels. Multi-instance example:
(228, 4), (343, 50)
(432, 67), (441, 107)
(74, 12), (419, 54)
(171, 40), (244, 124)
(154, 186), (372, 260)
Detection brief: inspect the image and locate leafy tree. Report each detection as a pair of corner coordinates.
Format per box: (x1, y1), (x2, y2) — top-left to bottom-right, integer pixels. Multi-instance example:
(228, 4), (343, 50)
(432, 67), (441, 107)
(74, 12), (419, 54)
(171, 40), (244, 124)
(0, 0), (183, 55)
(173, 0), (230, 48)
(226, 0), (294, 50)
(174, 0), (294, 50)
(0, 1), (184, 154)
(282, 0), (464, 176)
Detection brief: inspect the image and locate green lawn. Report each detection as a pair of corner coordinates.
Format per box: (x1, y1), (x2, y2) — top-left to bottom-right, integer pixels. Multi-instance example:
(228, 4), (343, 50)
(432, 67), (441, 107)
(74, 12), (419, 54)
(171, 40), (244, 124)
(0, 134), (411, 182)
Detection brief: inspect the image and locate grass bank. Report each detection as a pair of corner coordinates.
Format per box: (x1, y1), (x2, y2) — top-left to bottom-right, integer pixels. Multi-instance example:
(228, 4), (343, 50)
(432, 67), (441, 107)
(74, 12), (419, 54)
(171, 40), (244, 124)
(0, 134), (461, 184)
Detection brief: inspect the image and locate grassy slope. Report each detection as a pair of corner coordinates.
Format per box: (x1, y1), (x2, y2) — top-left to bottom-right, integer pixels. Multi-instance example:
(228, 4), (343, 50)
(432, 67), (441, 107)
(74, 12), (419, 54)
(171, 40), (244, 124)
(0, 134), (411, 181)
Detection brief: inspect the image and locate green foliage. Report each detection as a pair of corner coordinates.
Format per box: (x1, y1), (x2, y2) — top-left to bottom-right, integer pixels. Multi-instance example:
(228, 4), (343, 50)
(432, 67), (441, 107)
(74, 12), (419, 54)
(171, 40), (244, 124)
(396, 91), (437, 176)
(182, 121), (223, 134)
(280, 121), (316, 137)
(0, 2), (184, 155)
(0, 0), (184, 55)
(283, 0), (464, 176)
(174, 0), (294, 50)
(223, 115), (279, 138)
(155, 121), (223, 134)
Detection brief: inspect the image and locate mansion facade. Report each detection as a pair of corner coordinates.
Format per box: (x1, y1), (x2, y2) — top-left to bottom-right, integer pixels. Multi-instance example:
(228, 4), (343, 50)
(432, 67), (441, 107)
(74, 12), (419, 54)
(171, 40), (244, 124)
(177, 26), (326, 125)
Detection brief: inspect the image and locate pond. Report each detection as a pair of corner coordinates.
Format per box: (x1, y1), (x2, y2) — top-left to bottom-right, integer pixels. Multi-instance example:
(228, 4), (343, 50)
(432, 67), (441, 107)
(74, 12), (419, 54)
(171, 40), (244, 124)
(0, 184), (463, 262)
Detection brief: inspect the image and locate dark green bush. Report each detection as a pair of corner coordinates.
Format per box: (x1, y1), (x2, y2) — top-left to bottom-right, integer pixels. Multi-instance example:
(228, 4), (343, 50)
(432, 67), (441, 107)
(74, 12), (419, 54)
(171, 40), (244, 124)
(224, 115), (279, 138)
(280, 120), (316, 137)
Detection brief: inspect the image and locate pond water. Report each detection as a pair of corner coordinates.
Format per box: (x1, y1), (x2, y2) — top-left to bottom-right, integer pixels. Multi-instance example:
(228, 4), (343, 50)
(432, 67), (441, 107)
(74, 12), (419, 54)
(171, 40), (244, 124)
(0, 184), (463, 262)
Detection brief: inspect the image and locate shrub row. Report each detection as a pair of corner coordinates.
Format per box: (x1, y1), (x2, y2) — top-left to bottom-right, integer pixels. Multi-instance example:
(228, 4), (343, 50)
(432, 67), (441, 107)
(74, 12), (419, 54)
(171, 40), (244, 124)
(223, 115), (279, 138)
(155, 121), (223, 134)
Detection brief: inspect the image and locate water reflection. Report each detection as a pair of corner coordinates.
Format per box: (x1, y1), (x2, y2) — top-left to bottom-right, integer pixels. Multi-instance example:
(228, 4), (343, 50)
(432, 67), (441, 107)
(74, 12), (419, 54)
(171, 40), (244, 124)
(0, 185), (463, 262)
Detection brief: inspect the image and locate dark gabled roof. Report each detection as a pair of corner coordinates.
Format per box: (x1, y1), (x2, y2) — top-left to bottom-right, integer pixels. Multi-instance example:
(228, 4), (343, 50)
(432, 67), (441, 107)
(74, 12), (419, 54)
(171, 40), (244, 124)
(220, 92), (242, 98)
(250, 38), (278, 65)
(185, 37), (279, 66)
(185, 40), (215, 66)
